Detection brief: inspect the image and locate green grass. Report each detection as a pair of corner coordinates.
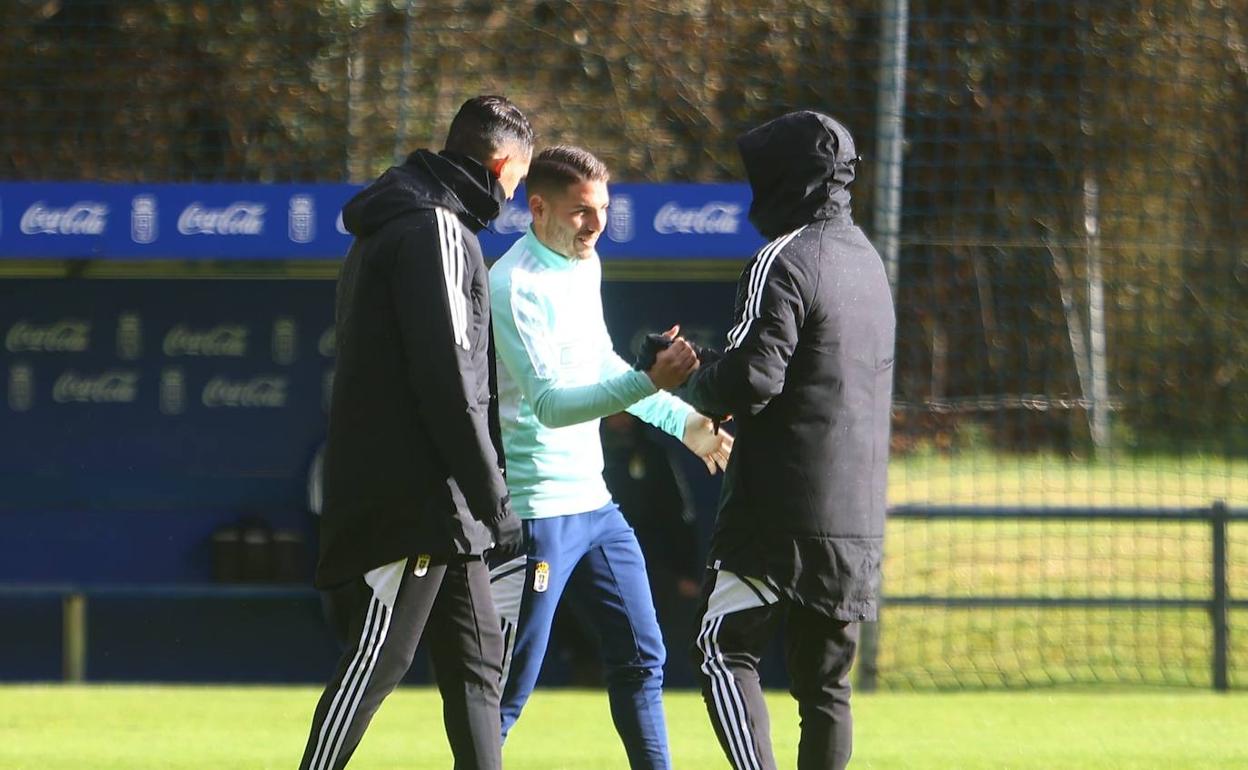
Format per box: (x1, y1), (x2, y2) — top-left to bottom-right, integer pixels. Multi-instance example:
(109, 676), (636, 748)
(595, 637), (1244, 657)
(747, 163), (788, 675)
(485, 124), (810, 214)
(888, 452), (1248, 507)
(875, 452), (1248, 689)
(1, 685), (1246, 769)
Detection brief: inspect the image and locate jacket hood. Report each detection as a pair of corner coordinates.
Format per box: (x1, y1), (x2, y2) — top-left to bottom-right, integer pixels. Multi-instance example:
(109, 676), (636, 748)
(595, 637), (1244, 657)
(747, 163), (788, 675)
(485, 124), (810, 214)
(737, 111), (859, 240)
(341, 149), (506, 237)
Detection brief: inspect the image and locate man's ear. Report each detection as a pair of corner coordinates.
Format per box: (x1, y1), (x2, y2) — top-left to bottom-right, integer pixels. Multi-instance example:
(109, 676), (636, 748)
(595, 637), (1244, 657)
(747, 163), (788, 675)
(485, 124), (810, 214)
(528, 192), (544, 220)
(488, 156), (508, 178)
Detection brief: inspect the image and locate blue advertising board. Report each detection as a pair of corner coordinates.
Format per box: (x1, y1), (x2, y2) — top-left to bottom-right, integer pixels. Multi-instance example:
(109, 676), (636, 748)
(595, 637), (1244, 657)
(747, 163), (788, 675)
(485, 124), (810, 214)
(0, 277), (738, 584)
(0, 182), (764, 260)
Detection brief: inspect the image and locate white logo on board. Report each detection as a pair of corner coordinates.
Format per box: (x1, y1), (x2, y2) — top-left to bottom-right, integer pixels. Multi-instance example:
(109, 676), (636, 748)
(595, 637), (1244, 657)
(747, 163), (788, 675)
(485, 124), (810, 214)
(20, 202), (109, 235)
(272, 317), (298, 364)
(131, 195), (158, 244)
(202, 375), (288, 408)
(116, 312), (143, 360)
(160, 367), (186, 416)
(653, 202), (742, 235)
(288, 195), (315, 244)
(8, 364), (34, 412)
(5, 320), (90, 353)
(162, 324), (248, 357)
(177, 203), (266, 235)
(607, 194), (635, 242)
(52, 370), (139, 404)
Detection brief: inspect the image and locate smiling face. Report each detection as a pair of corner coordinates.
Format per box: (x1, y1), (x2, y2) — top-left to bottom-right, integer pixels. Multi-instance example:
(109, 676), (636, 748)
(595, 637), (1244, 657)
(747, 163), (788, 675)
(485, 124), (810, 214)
(530, 178), (610, 260)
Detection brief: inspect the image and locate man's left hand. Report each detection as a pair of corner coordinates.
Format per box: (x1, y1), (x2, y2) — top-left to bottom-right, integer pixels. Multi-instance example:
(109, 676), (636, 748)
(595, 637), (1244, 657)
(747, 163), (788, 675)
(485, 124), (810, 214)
(682, 413), (734, 474)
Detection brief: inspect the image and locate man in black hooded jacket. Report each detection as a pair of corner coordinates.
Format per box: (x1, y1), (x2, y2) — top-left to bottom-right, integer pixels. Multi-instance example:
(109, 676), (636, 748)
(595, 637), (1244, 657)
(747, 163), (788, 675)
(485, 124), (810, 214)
(297, 95), (532, 770)
(677, 111), (895, 770)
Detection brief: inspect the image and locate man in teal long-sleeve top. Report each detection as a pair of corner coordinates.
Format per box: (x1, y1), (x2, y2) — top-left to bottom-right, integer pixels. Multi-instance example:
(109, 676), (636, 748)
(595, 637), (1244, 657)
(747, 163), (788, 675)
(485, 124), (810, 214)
(489, 145), (732, 769)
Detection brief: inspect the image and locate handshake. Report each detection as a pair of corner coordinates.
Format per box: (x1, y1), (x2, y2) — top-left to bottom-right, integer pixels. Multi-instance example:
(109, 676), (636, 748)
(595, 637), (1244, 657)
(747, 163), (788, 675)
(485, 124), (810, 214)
(633, 324), (722, 391)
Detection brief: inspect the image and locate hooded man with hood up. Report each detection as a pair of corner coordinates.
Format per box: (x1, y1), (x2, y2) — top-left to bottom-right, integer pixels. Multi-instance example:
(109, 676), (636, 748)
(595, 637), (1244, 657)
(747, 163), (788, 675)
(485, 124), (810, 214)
(677, 111), (896, 770)
(298, 95), (532, 770)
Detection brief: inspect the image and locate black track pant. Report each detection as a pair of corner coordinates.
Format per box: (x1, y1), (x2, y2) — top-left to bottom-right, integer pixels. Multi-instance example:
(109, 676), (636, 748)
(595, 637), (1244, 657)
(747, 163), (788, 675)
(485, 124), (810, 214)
(298, 556), (504, 770)
(690, 569), (859, 770)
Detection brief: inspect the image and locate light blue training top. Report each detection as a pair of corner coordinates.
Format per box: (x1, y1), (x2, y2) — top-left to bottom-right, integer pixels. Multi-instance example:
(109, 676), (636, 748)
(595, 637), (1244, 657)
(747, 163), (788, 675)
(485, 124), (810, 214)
(490, 229), (694, 519)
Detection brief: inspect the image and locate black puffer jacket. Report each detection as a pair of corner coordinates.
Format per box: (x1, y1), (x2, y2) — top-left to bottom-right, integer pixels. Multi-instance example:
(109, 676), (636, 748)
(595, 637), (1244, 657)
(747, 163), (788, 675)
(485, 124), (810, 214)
(317, 150), (514, 588)
(679, 112), (896, 621)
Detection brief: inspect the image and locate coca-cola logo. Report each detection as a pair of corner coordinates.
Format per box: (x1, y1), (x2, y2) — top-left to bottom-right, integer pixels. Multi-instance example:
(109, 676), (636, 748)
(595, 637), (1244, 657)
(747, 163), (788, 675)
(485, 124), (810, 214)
(20, 201), (109, 235)
(494, 203), (533, 235)
(52, 370), (139, 404)
(5, 320), (91, 353)
(202, 375), (288, 408)
(177, 202), (266, 235)
(653, 201), (742, 235)
(162, 324), (248, 357)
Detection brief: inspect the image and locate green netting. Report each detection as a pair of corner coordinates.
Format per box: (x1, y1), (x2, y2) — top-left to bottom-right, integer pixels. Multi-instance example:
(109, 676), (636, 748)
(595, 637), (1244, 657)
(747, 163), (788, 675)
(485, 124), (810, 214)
(2, 0), (1244, 689)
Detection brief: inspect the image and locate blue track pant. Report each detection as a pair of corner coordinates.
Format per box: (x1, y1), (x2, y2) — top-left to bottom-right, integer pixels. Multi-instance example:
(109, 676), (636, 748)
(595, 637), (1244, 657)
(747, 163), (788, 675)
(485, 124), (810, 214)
(490, 502), (670, 769)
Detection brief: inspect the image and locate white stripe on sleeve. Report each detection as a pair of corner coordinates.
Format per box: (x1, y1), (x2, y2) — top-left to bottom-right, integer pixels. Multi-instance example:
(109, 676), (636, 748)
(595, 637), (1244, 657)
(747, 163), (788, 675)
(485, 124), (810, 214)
(725, 227), (805, 351)
(435, 208), (470, 350)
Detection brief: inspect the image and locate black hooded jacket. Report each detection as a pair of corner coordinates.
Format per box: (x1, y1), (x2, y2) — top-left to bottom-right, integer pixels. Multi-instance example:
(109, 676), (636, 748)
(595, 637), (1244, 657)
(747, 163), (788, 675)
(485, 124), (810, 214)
(317, 149), (513, 588)
(678, 112), (896, 621)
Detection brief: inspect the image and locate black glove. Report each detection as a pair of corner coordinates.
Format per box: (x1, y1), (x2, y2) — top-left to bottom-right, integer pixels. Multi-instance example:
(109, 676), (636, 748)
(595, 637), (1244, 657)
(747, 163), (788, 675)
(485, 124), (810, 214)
(486, 511), (525, 567)
(633, 333), (723, 371)
(694, 344), (723, 367)
(633, 332), (673, 372)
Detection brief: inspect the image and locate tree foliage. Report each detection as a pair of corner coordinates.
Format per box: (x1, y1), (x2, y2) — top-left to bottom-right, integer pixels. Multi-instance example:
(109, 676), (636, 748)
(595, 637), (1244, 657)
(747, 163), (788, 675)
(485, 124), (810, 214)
(1, 0), (1244, 452)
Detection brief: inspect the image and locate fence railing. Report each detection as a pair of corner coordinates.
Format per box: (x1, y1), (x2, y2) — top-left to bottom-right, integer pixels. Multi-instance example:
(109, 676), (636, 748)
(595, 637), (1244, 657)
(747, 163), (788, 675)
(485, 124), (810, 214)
(4, 502), (1244, 689)
(0, 583), (316, 682)
(859, 502), (1245, 692)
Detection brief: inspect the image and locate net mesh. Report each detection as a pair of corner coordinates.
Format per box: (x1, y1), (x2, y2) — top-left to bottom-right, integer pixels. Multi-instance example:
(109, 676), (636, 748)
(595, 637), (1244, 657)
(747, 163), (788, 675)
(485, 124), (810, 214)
(1, 0), (1245, 689)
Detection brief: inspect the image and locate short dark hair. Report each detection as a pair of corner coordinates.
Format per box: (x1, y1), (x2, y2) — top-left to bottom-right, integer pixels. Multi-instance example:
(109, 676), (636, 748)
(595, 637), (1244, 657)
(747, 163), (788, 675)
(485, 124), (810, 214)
(443, 95), (534, 163)
(525, 145), (609, 197)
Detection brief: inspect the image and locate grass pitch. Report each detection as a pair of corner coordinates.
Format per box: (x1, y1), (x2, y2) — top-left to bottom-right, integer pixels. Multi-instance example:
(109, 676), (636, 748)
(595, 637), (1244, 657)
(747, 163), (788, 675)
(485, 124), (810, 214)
(1, 685), (1246, 769)
(888, 451), (1248, 508)
(878, 452), (1248, 689)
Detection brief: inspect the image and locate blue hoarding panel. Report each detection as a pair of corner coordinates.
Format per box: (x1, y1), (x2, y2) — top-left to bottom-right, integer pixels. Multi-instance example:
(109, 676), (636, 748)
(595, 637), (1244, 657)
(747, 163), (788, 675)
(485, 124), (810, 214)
(0, 277), (738, 586)
(0, 182), (763, 260)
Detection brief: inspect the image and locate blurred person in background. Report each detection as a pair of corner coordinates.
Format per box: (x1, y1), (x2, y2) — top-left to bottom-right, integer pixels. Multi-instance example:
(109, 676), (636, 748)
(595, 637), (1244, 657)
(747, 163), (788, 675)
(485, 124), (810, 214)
(601, 412), (704, 683)
(297, 95), (532, 770)
(539, 412), (707, 691)
(675, 111), (896, 770)
(487, 145), (732, 769)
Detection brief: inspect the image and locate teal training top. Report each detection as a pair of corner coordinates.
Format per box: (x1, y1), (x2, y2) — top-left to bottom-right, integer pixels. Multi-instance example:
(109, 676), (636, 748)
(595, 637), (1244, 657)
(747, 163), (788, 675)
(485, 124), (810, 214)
(490, 229), (695, 519)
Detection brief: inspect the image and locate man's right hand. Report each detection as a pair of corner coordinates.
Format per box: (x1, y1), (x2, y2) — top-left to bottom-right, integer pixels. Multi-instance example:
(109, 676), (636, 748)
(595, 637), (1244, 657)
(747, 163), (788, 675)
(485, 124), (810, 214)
(486, 511), (524, 566)
(647, 325), (699, 390)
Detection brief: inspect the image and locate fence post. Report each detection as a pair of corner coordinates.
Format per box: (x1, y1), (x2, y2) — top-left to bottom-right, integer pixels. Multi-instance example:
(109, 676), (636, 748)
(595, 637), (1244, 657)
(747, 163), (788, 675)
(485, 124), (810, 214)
(873, 0), (909, 296)
(62, 591), (87, 683)
(1211, 500), (1229, 692)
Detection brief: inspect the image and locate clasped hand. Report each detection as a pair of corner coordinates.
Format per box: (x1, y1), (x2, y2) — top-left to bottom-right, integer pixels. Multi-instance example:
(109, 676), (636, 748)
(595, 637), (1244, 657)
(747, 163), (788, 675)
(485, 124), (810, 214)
(644, 324), (699, 390)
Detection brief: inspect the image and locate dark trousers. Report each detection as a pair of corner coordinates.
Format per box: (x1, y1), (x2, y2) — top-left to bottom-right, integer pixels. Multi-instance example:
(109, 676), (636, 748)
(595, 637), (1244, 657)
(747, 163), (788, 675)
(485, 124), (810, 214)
(690, 569), (859, 770)
(298, 556), (504, 770)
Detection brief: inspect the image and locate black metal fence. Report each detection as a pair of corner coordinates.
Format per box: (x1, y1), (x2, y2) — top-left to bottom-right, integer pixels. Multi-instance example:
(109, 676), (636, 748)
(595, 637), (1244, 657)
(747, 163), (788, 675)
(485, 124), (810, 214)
(863, 502), (1247, 690)
(11, 502), (1244, 690)
(1, 0), (1245, 690)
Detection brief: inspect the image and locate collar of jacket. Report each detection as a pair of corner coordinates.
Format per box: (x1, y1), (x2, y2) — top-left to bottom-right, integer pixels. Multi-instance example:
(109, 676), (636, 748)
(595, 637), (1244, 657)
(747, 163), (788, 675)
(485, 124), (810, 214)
(737, 111), (858, 240)
(339, 149), (507, 238)
(408, 149), (507, 233)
